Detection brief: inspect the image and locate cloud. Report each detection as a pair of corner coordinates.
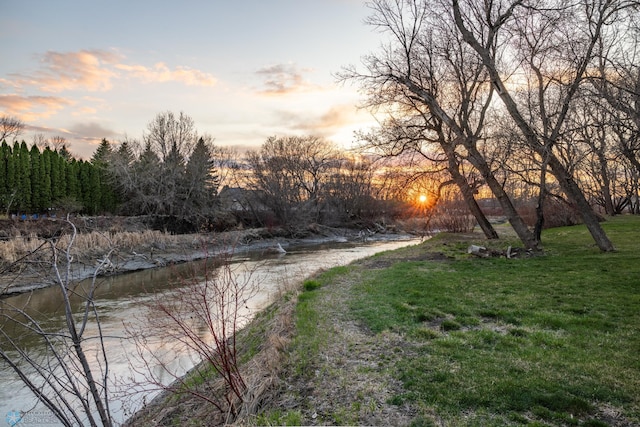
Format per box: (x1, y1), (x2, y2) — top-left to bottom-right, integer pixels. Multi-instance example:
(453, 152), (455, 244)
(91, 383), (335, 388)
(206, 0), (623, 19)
(0, 94), (73, 121)
(23, 123), (64, 134)
(12, 49), (120, 93)
(116, 62), (217, 86)
(277, 104), (362, 135)
(0, 77), (21, 90)
(68, 122), (119, 139)
(7, 50), (217, 95)
(256, 63), (318, 95)
(308, 104), (362, 131)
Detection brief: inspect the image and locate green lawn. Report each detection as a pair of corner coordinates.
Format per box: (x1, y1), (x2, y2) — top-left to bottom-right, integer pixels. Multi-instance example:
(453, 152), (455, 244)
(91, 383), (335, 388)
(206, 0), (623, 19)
(284, 215), (640, 426)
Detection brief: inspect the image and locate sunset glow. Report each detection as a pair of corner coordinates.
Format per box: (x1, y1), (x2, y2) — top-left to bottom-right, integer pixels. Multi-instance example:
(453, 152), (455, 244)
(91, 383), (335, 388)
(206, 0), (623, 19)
(0, 1), (381, 159)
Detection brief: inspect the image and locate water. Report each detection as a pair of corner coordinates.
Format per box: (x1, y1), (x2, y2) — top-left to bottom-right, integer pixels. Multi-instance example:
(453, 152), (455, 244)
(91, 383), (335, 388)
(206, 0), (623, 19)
(0, 236), (419, 425)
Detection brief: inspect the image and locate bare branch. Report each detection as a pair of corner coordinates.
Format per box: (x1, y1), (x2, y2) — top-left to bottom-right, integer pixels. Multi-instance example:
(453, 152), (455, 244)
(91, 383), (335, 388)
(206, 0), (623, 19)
(0, 217), (114, 427)
(0, 115), (24, 142)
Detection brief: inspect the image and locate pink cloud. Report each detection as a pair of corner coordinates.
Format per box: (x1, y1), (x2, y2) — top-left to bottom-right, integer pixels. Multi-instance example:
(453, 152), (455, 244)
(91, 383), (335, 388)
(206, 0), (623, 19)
(311, 104), (362, 130)
(0, 94), (73, 121)
(12, 49), (120, 93)
(115, 62), (217, 86)
(68, 122), (119, 139)
(7, 50), (218, 95)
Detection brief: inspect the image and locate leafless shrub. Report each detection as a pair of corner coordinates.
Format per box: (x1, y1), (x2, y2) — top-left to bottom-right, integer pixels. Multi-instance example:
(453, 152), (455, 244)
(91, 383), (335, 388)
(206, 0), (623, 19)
(124, 246), (258, 423)
(0, 218), (114, 426)
(428, 199), (476, 234)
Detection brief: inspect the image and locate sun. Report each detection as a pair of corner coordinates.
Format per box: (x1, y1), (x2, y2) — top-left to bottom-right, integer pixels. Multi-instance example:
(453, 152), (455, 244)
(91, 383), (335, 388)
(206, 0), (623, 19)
(418, 194), (427, 204)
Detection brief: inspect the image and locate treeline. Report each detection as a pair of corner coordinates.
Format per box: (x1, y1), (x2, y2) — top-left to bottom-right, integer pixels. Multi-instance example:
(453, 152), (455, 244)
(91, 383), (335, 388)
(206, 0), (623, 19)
(96, 112), (410, 231)
(0, 111), (415, 233)
(0, 140), (116, 216)
(0, 112), (228, 229)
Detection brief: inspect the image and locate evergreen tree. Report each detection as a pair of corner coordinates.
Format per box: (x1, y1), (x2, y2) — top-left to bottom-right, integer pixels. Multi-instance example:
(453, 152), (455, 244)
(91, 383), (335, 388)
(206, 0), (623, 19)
(41, 151), (52, 211)
(117, 141), (134, 164)
(30, 144), (42, 212)
(18, 141), (32, 212)
(132, 141), (161, 215)
(182, 137), (220, 216)
(162, 141), (185, 216)
(4, 142), (16, 214)
(91, 138), (112, 164)
(79, 160), (91, 214)
(91, 138), (118, 212)
(85, 162), (101, 214)
(66, 159), (80, 203)
(10, 142), (19, 192)
(51, 150), (67, 201)
(58, 144), (72, 161)
(0, 141), (8, 210)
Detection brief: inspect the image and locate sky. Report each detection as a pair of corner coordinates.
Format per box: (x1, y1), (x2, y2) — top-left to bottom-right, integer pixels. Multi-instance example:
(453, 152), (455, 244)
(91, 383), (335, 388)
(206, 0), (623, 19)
(0, 0), (383, 159)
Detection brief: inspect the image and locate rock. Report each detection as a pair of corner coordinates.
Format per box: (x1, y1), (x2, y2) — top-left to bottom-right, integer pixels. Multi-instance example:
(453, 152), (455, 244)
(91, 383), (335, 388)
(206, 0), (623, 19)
(467, 245), (488, 257)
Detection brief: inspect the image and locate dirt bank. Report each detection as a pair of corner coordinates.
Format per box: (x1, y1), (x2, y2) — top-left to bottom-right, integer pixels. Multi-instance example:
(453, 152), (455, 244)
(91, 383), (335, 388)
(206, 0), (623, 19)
(0, 216), (412, 297)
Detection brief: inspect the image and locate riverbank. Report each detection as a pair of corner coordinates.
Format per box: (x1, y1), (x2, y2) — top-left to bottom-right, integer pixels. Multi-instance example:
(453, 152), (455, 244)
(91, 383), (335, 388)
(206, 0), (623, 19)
(130, 216), (640, 426)
(0, 217), (414, 296)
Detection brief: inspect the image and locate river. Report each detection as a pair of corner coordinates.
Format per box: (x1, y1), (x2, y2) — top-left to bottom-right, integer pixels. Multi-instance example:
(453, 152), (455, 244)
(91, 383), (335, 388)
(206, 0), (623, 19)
(0, 236), (419, 426)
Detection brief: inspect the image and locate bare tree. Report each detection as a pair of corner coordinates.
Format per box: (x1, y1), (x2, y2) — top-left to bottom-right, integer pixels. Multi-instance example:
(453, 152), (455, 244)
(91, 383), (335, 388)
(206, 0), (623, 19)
(50, 136), (68, 152)
(0, 218), (114, 427)
(0, 115), (24, 142)
(246, 136), (339, 227)
(118, 139), (162, 215)
(587, 17), (640, 213)
(144, 111), (196, 162)
(450, 0), (628, 251)
(571, 95), (619, 215)
(343, 0), (537, 245)
(31, 133), (49, 150)
(359, 115), (500, 240)
(211, 145), (240, 190)
(323, 154), (381, 224)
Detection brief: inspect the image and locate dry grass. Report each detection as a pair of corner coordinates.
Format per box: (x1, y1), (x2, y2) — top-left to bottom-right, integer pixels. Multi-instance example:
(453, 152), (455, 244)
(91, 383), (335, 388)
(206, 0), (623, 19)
(236, 297), (296, 420)
(0, 230), (179, 265)
(0, 234), (45, 264)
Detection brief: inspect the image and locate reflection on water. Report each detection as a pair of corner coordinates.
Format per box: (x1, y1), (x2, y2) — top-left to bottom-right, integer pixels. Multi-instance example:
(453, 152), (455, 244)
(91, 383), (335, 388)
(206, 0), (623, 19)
(0, 237), (418, 425)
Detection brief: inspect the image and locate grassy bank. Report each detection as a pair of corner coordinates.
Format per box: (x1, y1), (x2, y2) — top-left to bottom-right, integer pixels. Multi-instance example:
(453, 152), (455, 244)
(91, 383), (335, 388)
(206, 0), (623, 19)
(258, 216), (640, 426)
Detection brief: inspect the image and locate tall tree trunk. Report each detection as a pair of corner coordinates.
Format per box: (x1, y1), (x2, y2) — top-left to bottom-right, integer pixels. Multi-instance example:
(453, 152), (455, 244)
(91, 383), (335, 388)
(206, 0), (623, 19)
(534, 162), (547, 242)
(398, 78), (534, 248)
(464, 143), (540, 250)
(547, 155), (614, 251)
(596, 149), (615, 216)
(443, 143), (498, 239)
